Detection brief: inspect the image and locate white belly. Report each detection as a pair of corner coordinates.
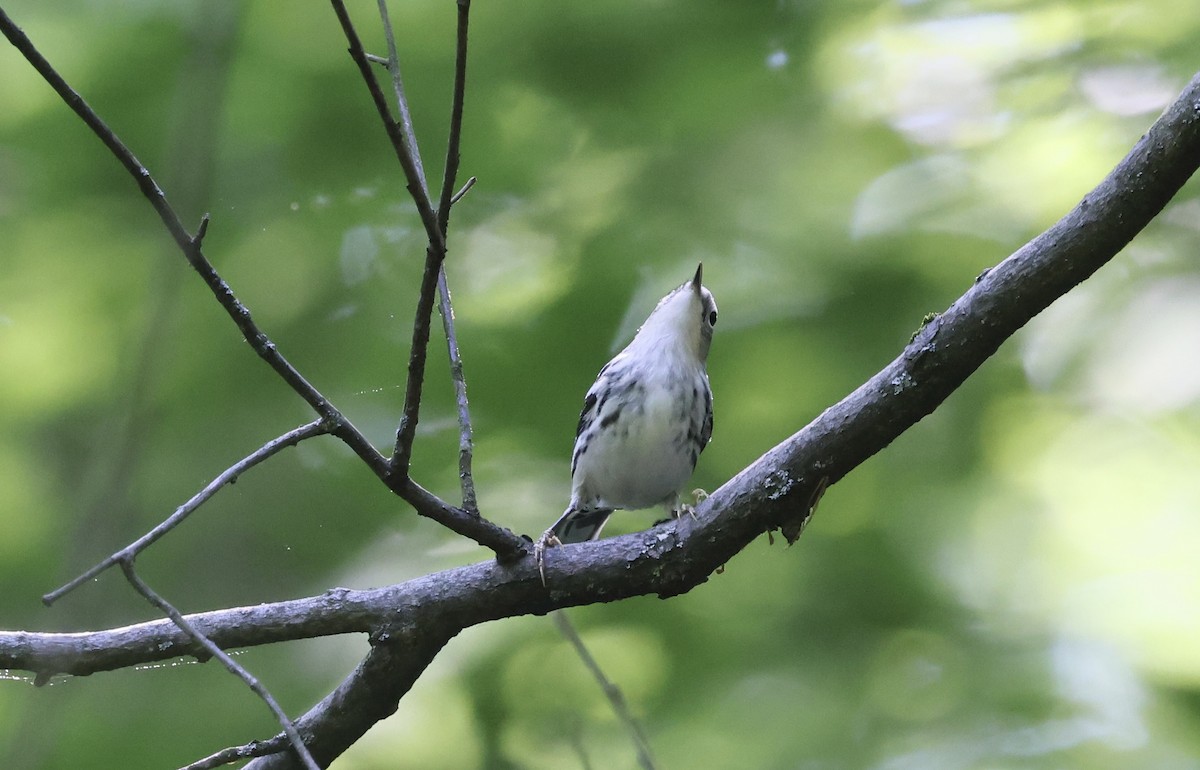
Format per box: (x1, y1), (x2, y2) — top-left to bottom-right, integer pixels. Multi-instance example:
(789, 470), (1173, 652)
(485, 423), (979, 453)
(572, 380), (697, 510)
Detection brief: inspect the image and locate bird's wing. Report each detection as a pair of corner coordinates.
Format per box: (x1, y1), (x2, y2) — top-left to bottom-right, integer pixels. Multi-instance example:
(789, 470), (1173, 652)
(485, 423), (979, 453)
(699, 375), (713, 452)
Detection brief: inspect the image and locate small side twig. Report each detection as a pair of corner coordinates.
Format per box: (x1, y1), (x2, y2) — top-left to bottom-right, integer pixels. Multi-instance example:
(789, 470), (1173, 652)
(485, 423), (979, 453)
(43, 419), (331, 606)
(118, 560), (318, 770)
(552, 612), (658, 770)
(179, 735), (290, 770)
(450, 175), (476, 205)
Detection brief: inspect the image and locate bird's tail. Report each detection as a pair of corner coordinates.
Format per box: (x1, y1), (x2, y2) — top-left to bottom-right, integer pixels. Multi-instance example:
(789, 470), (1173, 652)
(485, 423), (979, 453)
(549, 507), (614, 544)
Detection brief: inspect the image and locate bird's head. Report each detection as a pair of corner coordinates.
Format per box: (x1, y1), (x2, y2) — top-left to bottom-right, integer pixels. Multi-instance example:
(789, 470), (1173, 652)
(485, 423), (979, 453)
(632, 263), (718, 363)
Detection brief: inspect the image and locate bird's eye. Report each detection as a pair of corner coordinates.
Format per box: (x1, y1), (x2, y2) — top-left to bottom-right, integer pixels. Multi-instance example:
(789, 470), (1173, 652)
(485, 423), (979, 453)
(707, 310), (718, 326)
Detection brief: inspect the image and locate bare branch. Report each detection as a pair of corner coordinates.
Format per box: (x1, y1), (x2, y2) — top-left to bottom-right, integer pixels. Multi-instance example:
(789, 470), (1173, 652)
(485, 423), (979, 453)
(431, 0), (481, 514)
(436, 0), (471, 233)
(450, 175), (477, 205)
(245, 634), (450, 768)
(6, 3), (1199, 766)
(179, 736), (289, 770)
(118, 561), (319, 770)
(400, 477), (523, 554)
(43, 420), (331, 606)
(375, 0), (428, 194)
(330, 1), (459, 493)
(327, 1), (441, 247)
(553, 612), (657, 770)
(438, 266), (480, 514)
(329, 0), (445, 482)
(342, 0), (482, 514)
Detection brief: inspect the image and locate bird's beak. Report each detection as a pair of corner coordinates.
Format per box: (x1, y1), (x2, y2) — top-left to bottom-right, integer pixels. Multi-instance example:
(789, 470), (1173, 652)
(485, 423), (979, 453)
(692, 263), (703, 292)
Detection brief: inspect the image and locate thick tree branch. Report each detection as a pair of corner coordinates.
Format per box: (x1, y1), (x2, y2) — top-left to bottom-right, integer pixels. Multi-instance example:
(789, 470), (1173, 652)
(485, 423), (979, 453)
(246, 631), (451, 768)
(4, 69), (1194, 766)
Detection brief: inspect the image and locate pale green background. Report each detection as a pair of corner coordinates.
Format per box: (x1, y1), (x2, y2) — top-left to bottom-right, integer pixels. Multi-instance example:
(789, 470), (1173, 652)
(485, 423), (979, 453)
(2, 1), (1199, 768)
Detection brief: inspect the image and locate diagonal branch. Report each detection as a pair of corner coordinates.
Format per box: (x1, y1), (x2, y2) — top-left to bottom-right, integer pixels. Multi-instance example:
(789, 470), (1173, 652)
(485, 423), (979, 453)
(432, 0), (481, 514)
(43, 420), (331, 606)
(246, 631), (451, 769)
(553, 611), (657, 770)
(374, 0), (428, 194)
(6, 4), (1199, 767)
(118, 560), (319, 770)
(180, 736), (289, 770)
(327, 0), (441, 247)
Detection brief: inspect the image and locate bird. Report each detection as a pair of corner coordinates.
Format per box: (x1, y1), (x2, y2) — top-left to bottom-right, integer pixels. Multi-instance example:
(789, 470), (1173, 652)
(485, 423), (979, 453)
(535, 263), (717, 581)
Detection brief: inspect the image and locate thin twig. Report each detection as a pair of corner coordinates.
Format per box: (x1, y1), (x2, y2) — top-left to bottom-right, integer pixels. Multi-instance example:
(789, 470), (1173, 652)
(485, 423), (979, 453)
(436, 0), (471, 233)
(118, 560), (319, 770)
(354, 0), (479, 507)
(375, 0), (428, 193)
(179, 735), (289, 770)
(431, 0), (480, 513)
(438, 266), (479, 513)
(328, 0), (441, 247)
(331, 0), (442, 478)
(388, 264), (443, 480)
(552, 612), (658, 770)
(371, 3), (479, 514)
(43, 420), (331, 606)
(357, 0), (443, 476)
(450, 175), (477, 205)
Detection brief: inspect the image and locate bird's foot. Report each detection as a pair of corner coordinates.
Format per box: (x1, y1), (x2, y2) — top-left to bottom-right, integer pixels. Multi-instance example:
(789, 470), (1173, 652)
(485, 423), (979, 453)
(533, 530), (562, 587)
(674, 488), (709, 520)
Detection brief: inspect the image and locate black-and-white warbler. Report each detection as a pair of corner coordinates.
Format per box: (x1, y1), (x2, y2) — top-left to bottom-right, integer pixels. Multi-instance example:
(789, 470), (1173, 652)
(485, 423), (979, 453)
(535, 264), (717, 577)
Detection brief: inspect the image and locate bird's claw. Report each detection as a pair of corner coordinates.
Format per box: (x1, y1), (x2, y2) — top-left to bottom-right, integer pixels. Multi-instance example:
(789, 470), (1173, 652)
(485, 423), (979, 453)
(533, 530), (561, 587)
(674, 489), (709, 521)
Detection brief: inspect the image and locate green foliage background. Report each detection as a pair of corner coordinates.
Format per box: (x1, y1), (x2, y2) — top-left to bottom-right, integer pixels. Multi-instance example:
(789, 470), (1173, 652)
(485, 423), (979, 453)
(2, 1), (1200, 767)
